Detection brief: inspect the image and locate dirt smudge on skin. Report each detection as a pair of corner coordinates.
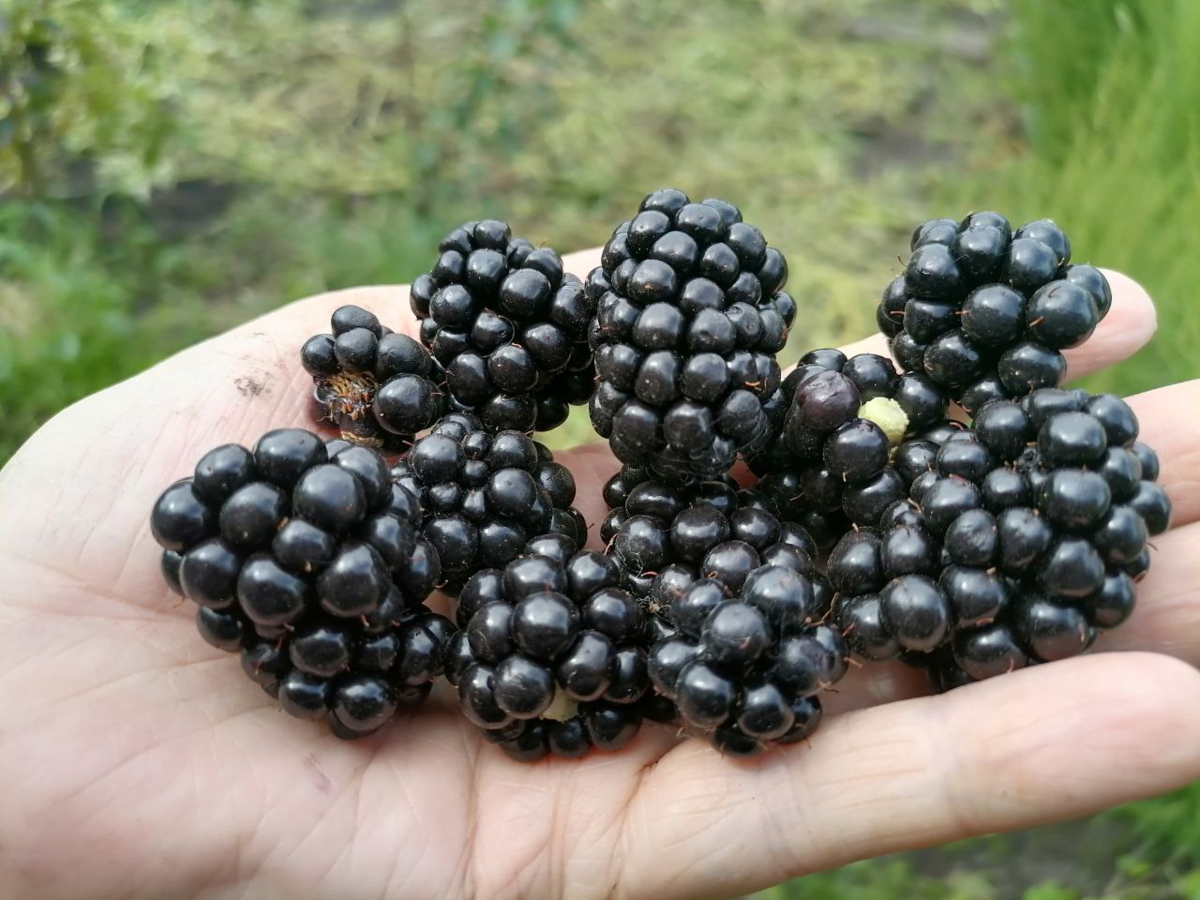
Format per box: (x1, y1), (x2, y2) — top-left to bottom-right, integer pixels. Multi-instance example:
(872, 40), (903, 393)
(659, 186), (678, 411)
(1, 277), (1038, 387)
(234, 376), (268, 398)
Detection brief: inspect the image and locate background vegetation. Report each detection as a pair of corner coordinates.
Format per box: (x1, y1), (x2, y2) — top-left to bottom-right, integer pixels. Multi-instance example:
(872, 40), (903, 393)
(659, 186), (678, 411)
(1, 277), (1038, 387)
(1, 0), (1197, 895)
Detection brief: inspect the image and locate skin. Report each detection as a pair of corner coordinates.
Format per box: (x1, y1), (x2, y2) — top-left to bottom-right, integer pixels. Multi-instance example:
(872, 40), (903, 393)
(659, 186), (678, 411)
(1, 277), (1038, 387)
(0, 248), (1198, 900)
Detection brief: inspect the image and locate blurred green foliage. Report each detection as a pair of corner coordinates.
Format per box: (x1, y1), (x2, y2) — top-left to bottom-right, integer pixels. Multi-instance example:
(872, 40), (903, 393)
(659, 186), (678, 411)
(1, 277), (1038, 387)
(950, 0), (1200, 399)
(0, 0), (1198, 897)
(0, 0), (1008, 459)
(0, 0), (173, 194)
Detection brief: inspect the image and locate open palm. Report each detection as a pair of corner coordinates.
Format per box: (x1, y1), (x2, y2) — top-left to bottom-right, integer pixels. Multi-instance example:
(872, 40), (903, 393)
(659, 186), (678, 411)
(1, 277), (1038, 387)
(1, 249), (1199, 900)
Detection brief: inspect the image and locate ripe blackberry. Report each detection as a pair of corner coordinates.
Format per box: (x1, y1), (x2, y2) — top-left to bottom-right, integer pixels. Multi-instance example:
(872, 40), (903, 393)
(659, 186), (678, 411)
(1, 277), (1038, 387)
(878, 213), (1112, 412)
(149, 429), (451, 738)
(832, 389), (1169, 685)
(588, 188), (795, 482)
(390, 413), (587, 592)
(446, 534), (657, 761)
(409, 221), (595, 432)
(300, 305), (444, 451)
(648, 563), (845, 756)
(749, 350), (953, 543)
(600, 473), (833, 625)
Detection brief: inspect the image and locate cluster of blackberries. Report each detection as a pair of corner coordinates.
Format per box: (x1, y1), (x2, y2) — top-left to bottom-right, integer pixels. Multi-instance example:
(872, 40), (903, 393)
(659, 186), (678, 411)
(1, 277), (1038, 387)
(579, 192), (866, 756)
(301, 305), (443, 451)
(878, 213), (1112, 412)
(749, 349), (951, 545)
(445, 534), (666, 761)
(832, 389), (1171, 688)
(390, 414), (587, 592)
(648, 565), (842, 756)
(409, 220), (596, 433)
(594, 472), (850, 755)
(588, 189), (795, 482)
(149, 429), (451, 738)
(148, 195), (1171, 765)
(600, 469), (832, 617)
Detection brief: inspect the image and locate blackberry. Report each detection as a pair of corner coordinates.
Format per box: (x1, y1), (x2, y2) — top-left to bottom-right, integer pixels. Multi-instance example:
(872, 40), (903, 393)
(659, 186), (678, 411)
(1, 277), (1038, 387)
(588, 188), (795, 482)
(301, 305), (443, 451)
(599, 472), (832, 620)
(149, 429), (451, 738)
(390, 413), (587, 591)
(832, 389), (1169, 686)
(878, 213), (1112, 412)
(409, 221), (595, 432)
(749, 350), (953, 543)
(649, 563), (845, 756)
(446, 534), (655, 761)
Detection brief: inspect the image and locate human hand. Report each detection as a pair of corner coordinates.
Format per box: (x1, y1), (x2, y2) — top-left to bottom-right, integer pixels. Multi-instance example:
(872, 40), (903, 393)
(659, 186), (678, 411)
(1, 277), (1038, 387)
(0, 249), (1197, 900)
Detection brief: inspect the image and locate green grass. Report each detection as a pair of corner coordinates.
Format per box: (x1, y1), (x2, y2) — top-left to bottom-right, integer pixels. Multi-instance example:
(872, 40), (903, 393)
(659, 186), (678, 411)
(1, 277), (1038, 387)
(1, 0), (1199, 897)
(0, 201), (216, 449)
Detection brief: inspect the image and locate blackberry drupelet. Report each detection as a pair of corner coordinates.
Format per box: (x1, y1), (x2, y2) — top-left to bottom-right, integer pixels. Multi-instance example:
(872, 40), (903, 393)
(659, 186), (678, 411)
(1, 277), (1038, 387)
(390, 413), (587, 592)
(149, 428), (451, 738)
(599, 473), (833, 624)
(749, 350), (953, 543)
(878, 213), (1112, 412)
(648, 563), (846, 756)
(301, 305), (443, 451)
(409, 220), (595, 433)
(832, 389), (1170, 686)
(588, 188), (795, 482)
(445, 534), (654, 761)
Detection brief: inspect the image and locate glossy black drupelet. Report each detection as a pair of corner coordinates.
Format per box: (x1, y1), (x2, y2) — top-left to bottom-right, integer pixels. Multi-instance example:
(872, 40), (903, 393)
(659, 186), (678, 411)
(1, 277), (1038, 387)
(878, 213), (1112, 412)
(300, 305), (444, 451)
(749, 350), (953, 543)
(149, 428), (451, 738)
(588, 188), (795, 482)
(599, 471), (833, 620)
(648, 563), (845, 756)
(390, 413), (587, 592)
(446, 535), (656, 761)
(409, 220), (595, 433)
(831, 389), (1170, 686)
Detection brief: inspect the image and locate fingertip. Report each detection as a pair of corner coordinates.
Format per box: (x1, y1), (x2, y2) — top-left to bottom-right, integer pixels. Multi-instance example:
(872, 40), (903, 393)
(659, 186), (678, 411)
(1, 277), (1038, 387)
(1100, 267), (1157, 336)
(1099, 267), (1152, 340)
(951, 651), (1200, 798)
(836, 333), (891, 361)
(563, 248), (603, 281)
(1095, 652), (1200, 769)
(266, 284), (420, 342)
(1061, 268), (1157, 379)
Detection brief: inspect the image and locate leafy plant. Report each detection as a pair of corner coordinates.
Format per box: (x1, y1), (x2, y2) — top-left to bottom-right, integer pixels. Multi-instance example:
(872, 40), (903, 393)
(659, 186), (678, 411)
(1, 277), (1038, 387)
(0, 0), (174, 196)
